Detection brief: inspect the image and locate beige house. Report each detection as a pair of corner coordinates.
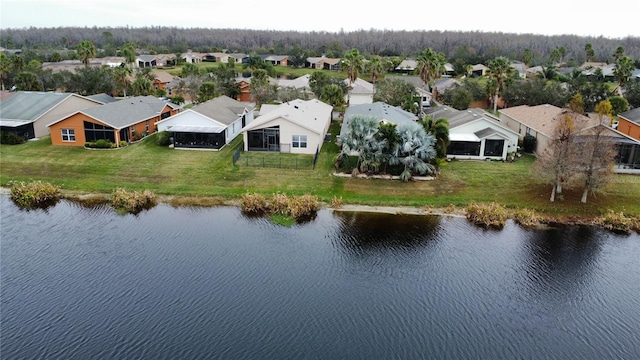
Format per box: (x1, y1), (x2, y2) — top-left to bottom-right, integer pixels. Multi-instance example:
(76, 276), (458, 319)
(498, 104), (597, 154)
(0, 91), (104, 139)
(242, 99), (332, 154)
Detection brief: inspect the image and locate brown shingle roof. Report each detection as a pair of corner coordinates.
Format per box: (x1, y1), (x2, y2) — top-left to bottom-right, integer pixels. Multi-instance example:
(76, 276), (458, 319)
(499, 104), (598, 137)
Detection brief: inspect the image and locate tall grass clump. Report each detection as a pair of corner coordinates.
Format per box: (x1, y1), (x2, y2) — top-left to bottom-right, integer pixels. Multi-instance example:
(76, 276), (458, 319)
(9, 180), (61, 209)
(466, 202), (508, 229)
(240, 192), (267, 213)
(511, 208), (541, 228)
(240, 192), (319, 223)
(597, 209), (635, 234)
(111, 188), (157, 214)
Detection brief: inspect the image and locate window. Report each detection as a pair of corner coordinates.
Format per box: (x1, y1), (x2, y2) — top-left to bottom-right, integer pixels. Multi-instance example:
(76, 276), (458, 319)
(292, 135), (307, 148)
(145, 121), (149, 132)
(61, 128), (75, 142)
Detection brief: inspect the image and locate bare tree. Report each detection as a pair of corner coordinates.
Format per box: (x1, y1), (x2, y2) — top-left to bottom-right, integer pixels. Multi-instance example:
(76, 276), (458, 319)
(576, 120), (617, 203)
(532, 109), (583, 202)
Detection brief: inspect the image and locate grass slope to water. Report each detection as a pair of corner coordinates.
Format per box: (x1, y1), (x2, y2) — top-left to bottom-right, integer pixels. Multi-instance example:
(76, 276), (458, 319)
(1, 130), (639, 218)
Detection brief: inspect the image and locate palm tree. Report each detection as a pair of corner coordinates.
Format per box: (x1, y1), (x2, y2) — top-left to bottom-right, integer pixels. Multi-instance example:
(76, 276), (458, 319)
(613, 46), (625, 62)
(419, 115), (450, 159)
(320, 83), (345, 108)
(584, 43), (595, 63)
(341, 48), (365, 87)
(522, 49), (533, 68)
(77, 40), (97, 67)
(396, 122), (436, 182)
(416, 48), (446, 91)
(614, 56), (635, 87)
(114, 65), (133, 97)
(365, 57), (386, 92)
(0, 53), (11, 91)
(338, 115), (383, 175)
(131, 74), (153, 96)
(121, 42), (136, 66)
(487, 56), (514, 112)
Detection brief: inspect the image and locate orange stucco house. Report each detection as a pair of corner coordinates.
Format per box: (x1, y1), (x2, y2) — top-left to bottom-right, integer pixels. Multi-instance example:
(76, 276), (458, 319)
(617, 108), (640, 142)
(48, 96), (179, 146)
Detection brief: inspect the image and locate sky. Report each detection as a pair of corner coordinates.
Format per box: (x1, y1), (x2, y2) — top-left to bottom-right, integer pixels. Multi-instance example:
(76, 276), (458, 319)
(1, 0), (639, 39)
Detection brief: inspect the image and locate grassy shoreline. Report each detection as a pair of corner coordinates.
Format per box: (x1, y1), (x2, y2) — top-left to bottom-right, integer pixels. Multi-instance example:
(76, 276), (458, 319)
(1, 128), (639, 225)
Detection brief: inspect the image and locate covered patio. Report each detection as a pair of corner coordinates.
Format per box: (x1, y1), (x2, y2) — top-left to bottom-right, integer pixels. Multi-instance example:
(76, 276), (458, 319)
(169, 125), (226, 150)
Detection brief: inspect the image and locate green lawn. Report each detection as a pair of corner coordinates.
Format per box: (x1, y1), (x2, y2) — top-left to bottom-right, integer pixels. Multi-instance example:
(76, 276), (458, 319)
(2, 127), (639, 218)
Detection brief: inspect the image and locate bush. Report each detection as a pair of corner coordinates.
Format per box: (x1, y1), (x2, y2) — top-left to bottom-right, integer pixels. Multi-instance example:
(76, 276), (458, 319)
(240, 192), (319, 220)
(119, 141), (128, 147)
(511, 208), (541, 228)
(597, 210), (634, 234)
(85, 139), (115, 148)
(0, 131), (26, 145)
(9, 180), (61, 209)
(522, 134), (537, 153)
(156, 131), (171, 146)
(111, 188), (157, 214)
(240, 192), (267, 213)
(466, 202), (508, 229)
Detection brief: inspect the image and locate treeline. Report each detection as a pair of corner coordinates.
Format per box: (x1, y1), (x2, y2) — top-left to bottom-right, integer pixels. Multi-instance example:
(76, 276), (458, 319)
(2, 27), (639, 65)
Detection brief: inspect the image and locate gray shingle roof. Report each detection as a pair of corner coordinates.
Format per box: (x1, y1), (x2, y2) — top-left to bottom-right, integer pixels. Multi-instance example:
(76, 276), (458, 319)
(0, 91), (73, 121)
(190, 95), (254, 125)
(619, 108), (640, 124)
(80, 96), (176, 129)
(341, 102), (418, 137)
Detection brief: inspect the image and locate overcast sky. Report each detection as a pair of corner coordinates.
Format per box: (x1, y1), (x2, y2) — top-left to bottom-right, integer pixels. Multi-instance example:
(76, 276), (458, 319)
(1, 0), (639, 39)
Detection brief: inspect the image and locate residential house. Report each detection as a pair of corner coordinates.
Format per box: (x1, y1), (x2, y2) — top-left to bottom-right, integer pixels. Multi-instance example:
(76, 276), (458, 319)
(526, 66), (545, 79)
(345, 78), (374, 105)
(236, 78), (252, 102)
(207, 52), (230, 63)
(43, 57), (125, 73)
(261, 55), (289, 66)
(395, 59), (417, 74)
(498, 104), (598, 154)
(153, 70), (178, 93)
(306, 56), (340, 70)
(242, 99), (332, 154)
(156, 95), (254, 150)
(471, 64), (489, 77)
(182, 50), (203, 64)
(431, 78), (461, 101)
(228, 53), (249, 64)
(0, 91), (104, 139)
(339, 102), (418, 143)
(510, 61), (527, 79)
(136, 54), (177, 68)
(48, 96), (179, 146)
(578, 122), (640, 172)
(445, 108), (519, 161)
(617, 108), (640, 141)
(277, 74), (312, 91)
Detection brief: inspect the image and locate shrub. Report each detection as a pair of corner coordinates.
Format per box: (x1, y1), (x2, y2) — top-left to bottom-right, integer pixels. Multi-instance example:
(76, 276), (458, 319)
(330, 196), (343, 208)
(111, 188), (157, 214)
(511, 208), (541, 228)
(85, 139), (115, 148)
(240, 192), (267, 213)
(598, 210), (634, 234)
(288, 194), (319, 219)
(119, 141), (128, 148)
(9, 180), (61, 209)
(268, 193), (290, 215)
(0, 131), (26, 145)
(522, 134), (537, 153)
(466, 202), (508, 229)
(156, 131), (171, 146)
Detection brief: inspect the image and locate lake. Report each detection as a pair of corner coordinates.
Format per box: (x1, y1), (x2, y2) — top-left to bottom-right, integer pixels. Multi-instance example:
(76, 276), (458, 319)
(1, 195), (639, 359)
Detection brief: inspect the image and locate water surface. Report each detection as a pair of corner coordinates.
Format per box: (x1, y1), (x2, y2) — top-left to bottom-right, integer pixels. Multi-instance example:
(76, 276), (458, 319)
(1, 196), (639, 359)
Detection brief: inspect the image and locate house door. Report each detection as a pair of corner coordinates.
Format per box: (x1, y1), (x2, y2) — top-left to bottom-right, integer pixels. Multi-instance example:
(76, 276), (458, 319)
(267, 133), (279, 151)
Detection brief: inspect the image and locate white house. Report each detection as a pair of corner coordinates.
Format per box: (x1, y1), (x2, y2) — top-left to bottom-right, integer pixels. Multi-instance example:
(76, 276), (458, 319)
(242, 99), (333, 154)
(446, 108), (520, 161)
(156, 95), (254, 150)
(345, 78), (374, 105)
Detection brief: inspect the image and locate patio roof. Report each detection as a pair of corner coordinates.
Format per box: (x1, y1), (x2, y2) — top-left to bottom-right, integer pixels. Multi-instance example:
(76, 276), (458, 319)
(167, 125), (224, 133)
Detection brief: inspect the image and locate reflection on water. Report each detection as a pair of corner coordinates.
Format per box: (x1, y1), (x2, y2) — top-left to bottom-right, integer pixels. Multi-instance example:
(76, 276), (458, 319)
(1, 196), (639, 359)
